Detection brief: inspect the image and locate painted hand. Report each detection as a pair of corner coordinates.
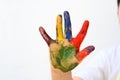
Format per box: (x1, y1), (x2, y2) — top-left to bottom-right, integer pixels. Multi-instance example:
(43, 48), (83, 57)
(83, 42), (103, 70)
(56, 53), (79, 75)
(39, 11), (95, 72)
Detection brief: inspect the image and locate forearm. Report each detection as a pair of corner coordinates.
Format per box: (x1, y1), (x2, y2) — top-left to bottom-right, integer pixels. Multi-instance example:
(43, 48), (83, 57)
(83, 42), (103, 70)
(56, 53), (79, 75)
(51, 66), (73, 80)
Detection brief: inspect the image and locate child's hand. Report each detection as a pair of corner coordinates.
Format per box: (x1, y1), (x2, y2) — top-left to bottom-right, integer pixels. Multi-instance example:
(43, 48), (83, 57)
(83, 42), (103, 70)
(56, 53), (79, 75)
(39, 11), (95, 72)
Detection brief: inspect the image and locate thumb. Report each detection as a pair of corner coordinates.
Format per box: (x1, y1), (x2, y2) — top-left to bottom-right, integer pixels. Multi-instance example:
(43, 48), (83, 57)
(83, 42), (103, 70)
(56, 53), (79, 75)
(77, 46), (95, 62)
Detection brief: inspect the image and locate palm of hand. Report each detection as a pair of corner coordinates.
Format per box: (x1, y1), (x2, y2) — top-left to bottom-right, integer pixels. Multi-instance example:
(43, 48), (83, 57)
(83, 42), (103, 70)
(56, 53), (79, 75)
(49, 39), (78, 72)
(39, 11), (95, 72)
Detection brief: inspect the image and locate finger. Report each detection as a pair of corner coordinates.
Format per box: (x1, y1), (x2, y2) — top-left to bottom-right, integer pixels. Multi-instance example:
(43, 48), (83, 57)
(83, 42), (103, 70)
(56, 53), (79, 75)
(56, 15), (64, 42)
(39, 26), (52, 46)
(64, 11), (72, 41)
(77, 46), (95, 62)
(70, 20), (89, 51)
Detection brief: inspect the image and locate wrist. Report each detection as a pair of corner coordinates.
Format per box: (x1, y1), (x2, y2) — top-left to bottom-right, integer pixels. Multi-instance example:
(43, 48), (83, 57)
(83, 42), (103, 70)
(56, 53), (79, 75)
(51, 66), (73, 80)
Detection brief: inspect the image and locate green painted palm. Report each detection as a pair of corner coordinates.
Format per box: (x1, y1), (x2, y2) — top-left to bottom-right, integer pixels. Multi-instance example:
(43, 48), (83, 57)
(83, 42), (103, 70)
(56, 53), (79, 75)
(49, 39), (78, 72)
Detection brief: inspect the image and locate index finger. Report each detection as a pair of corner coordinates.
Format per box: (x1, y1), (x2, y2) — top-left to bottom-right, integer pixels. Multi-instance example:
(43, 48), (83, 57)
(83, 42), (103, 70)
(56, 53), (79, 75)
(70, 20), (89, 51)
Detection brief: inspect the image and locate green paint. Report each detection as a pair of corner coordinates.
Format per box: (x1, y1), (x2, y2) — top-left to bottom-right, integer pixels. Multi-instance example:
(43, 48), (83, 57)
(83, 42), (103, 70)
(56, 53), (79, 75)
(56, 57), (61, 66)
(50, 42), (79, 72)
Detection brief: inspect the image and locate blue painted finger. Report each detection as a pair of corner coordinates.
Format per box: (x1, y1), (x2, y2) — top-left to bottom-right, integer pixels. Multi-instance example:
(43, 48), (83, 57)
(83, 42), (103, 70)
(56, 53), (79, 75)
(64, 11), (72, 41)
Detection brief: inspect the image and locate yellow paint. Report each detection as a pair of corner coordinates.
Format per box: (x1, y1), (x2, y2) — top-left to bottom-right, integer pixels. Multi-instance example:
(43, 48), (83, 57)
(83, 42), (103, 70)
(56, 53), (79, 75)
(56, 15), (64, 42)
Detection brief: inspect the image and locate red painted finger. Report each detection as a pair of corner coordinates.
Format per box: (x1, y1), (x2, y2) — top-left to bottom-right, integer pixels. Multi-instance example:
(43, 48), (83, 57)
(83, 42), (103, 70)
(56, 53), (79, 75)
(39, 26), (52, 46)
(70, 20), (89, 51)
(77, 46), (95, 62)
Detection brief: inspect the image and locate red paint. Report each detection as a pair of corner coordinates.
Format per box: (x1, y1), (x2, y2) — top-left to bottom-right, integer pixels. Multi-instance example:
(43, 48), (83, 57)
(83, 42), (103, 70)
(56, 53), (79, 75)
(70, 20), (89, 51)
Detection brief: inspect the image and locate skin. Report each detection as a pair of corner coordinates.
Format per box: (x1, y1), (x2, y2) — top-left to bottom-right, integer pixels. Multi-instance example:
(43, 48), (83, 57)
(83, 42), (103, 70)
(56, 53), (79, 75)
(39, 11), (95, 79)
(118, 5), (120, 22)
(39, 1), (120, 79)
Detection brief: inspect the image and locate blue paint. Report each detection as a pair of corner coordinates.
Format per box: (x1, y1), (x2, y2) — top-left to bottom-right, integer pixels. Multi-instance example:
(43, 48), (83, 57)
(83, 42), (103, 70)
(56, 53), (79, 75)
(64, 11), (72, 41)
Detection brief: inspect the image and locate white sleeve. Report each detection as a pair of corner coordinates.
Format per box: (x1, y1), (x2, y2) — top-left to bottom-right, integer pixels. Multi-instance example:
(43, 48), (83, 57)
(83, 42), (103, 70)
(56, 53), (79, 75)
(73, 50), (110, 80)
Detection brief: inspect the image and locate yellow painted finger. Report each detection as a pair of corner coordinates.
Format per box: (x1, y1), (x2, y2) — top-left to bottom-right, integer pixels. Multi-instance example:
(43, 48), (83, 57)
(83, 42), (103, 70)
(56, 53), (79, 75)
(56, 15), (64, 42)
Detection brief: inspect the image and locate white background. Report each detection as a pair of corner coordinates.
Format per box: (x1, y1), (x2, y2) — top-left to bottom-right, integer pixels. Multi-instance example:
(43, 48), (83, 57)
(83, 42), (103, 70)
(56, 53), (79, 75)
(0, 0), (120, 80)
